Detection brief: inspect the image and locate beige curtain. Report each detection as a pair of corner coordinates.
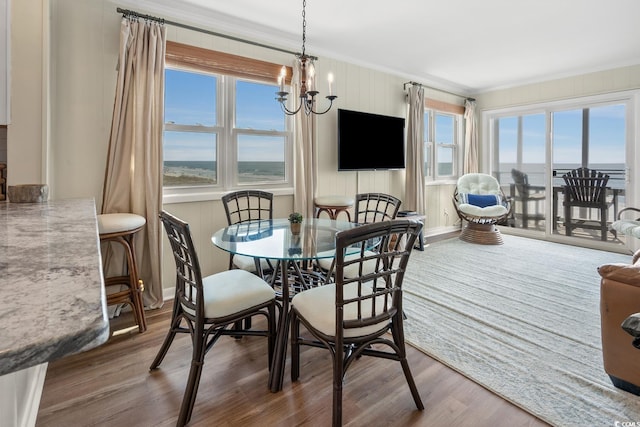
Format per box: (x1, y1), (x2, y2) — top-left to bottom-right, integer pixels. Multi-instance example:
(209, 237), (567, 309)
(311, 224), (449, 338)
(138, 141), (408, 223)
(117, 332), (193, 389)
(464, 99), (479, 174)
(101, 17), (166, 309)
(405, 85), (425, 214)
(292, 60), (317, 219)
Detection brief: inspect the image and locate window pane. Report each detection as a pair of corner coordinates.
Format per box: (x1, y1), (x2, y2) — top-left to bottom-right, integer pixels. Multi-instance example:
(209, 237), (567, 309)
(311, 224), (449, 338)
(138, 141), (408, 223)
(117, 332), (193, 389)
(589, 103), (626, 167)
(163, 131), (217, 186)
(437, 146), (453, 176)
(552, 109), (582, 165)
(165, 69), (216, 126)
(237, 134), (285, 183)
(236, 80), (285, 131)
(435, 114), (454, 144)
(521, 114), (546, 186)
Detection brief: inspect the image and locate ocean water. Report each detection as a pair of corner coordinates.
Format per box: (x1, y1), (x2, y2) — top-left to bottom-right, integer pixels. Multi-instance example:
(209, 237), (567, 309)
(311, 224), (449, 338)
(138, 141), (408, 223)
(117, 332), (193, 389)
(498, 163), (625, 189)
(163, 160), (285, 185)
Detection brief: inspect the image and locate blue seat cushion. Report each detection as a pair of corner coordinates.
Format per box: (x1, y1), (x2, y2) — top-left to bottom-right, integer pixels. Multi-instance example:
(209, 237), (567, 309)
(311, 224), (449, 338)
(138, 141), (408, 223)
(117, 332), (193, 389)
(459, 193), (501, 208)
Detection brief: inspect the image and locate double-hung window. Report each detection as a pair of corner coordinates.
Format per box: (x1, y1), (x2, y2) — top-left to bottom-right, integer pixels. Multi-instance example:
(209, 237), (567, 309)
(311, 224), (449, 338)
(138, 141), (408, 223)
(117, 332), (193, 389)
(424, 104), (463, 182)
(163, 41), (293, 203)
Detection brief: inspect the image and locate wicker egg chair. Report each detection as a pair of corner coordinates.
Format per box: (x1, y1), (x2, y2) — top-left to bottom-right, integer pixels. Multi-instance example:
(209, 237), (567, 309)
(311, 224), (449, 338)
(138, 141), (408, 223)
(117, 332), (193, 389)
(453, 173), (511, 245)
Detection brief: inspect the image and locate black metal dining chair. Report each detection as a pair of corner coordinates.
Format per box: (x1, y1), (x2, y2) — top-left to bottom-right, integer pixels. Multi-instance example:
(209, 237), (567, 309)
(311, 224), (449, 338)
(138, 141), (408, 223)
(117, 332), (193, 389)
(151, 211), (276, 427)
(290, 219), (425, 426)
(221, 190), (276, 277)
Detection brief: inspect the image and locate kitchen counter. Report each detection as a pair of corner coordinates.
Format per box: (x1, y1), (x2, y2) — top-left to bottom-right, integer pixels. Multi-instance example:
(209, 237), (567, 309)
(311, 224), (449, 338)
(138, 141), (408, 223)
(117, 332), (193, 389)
(0, 198), (109, 375)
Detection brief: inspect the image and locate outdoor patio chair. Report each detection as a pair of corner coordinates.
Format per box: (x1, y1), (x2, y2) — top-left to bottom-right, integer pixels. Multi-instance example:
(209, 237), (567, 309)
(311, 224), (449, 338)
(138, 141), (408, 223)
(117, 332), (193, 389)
(562, 167), (613, 241)
(511, 168), (545, 229)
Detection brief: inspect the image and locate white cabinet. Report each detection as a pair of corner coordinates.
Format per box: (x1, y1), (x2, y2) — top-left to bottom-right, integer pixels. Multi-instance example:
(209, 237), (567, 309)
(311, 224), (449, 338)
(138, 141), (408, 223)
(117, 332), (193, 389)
(0, 0), (9, 124)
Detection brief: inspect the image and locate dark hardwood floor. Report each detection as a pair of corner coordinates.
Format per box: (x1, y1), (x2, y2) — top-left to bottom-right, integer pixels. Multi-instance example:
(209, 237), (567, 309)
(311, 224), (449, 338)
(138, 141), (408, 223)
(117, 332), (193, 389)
(36, 232), (549, 427)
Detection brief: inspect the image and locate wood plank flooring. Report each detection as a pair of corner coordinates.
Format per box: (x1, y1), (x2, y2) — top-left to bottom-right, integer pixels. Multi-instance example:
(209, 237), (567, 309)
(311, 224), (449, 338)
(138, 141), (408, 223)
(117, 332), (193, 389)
(37, 311), (549, 426)
(36, 232), (549, 426)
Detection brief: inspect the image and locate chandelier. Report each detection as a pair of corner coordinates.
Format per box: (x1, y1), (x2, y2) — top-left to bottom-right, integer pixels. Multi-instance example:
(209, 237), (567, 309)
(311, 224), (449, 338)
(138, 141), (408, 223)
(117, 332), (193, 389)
(276, 0), (337, 115)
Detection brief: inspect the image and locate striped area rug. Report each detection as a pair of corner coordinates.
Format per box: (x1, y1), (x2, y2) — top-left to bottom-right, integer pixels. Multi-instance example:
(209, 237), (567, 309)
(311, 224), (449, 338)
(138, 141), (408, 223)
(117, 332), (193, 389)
(402, 234), (639, 427)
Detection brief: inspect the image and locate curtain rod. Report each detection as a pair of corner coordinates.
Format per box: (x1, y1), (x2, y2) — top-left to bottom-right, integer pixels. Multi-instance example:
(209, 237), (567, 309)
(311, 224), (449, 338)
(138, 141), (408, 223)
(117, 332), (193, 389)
(116, 7), (317, 61)
(403, 81), (475, 102)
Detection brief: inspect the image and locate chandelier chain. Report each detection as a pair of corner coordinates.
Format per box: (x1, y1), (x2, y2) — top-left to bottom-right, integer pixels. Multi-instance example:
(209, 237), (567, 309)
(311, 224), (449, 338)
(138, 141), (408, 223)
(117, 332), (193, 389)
(301, 0), (307, 57)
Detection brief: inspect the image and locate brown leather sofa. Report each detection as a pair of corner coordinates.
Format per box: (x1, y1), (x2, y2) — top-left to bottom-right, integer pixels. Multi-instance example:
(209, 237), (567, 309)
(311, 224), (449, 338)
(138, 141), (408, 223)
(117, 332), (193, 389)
(599, 251), (640, 395)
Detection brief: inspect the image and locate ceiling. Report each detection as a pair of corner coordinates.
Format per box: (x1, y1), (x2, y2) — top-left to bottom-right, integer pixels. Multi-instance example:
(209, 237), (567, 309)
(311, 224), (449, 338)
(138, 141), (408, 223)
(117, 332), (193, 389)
(119, 0), (640, 96)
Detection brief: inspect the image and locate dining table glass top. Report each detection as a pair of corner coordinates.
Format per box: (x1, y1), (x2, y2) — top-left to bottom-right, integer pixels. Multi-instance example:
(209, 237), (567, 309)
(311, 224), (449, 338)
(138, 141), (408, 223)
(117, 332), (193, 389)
(211, 218), (360, 261)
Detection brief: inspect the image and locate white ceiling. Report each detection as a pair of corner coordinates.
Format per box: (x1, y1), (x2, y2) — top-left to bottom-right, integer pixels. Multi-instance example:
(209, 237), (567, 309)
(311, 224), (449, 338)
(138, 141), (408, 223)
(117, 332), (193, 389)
(120, 0), (640, 95)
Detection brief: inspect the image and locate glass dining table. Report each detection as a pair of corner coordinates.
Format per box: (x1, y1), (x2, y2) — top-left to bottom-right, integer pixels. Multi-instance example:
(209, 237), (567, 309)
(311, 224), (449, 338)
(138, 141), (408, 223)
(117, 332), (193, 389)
(212, 217), (360, 392)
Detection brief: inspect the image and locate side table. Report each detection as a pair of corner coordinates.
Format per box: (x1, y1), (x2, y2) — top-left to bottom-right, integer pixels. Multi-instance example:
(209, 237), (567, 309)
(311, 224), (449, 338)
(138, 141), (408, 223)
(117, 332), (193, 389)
(397, 211), (425, 250)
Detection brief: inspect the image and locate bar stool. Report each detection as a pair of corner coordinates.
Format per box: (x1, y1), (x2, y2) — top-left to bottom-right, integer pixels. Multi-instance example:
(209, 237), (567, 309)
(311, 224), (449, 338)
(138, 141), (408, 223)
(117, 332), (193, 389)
(98, 213), (147, 333)
(314, 195), (354, 221)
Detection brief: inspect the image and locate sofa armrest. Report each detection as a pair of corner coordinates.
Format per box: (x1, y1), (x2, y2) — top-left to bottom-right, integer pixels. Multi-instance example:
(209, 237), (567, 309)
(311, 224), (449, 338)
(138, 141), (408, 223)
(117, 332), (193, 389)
(598, 263), (640, 287)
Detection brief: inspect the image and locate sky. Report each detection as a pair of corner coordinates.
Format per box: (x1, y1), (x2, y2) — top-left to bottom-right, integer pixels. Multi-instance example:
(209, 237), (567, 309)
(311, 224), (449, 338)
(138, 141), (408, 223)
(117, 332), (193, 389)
(498, 103), (626, 165)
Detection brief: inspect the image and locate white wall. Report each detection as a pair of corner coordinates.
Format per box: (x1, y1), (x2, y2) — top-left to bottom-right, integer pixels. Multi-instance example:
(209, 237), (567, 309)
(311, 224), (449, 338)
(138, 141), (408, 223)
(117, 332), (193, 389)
(7, 0), (43, 186)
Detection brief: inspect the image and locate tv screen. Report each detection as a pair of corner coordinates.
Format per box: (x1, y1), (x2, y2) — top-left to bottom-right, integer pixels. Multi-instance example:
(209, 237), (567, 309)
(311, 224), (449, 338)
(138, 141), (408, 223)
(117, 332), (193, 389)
(338, 109), (406, 171)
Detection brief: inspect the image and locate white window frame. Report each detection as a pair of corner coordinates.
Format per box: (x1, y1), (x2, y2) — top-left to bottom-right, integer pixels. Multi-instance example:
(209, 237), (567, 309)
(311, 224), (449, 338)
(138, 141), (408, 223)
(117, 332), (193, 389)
(163, 66), (293, 204)
(424, 109), (463, 183)
(482, 90), (638, 221)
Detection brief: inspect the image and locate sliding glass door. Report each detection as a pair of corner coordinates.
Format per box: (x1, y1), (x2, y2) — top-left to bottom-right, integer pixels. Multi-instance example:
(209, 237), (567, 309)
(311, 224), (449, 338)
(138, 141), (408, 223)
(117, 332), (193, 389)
(495, 113), (547, 232)
(488, 93), (633, 248)
(551, 104), (627, 241)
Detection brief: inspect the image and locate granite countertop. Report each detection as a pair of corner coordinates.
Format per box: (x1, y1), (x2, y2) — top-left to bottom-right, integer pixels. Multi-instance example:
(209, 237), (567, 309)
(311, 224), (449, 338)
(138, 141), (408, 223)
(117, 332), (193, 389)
(0, 198), (109, 376)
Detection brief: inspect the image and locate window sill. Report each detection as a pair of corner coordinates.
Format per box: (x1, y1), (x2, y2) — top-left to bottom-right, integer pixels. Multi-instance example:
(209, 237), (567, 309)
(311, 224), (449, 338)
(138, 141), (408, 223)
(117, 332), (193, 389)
(163, 186), (294, 205)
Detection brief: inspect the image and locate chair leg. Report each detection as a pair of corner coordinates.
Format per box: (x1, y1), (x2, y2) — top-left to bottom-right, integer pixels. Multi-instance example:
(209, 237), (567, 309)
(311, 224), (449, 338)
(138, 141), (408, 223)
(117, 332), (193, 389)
(149, 304), (183, 369)
(177, 329), (206, 427)
(290, 310), (300, 382)
(332, 345), (344, 427)
(267, 304), (276, 369)
(392, 320), (424, 411)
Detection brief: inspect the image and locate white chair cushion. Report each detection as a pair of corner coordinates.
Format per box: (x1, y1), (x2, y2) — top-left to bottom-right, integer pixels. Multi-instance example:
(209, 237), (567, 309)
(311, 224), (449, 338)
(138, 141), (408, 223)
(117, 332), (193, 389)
(611, 220), (640, 238)
(317, 250), (379, 278)
(457, 173), (502, 195)
(292, 282), (390, 338)
(98, 213), (146, 234)
(233, 254), (273, 272)
(458, 203), (508, 218)
(181, 269), (275, 319)
(314, 195), (355, 207)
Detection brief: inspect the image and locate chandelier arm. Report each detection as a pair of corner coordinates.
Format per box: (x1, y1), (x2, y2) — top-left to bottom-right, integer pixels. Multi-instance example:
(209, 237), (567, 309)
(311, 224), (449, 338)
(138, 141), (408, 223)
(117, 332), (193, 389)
(278, 97), (304, 115)
(305, 96), (338, 115)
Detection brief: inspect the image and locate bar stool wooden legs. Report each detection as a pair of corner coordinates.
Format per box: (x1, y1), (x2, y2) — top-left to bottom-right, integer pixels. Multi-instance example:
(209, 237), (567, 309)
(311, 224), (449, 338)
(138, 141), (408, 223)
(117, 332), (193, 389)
(314, 195), (354, 221)
(98, 213), (147, 333)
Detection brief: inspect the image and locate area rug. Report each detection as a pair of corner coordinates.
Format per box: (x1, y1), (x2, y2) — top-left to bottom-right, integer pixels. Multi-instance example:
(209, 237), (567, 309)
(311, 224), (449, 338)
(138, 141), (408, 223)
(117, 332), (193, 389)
(402, 234), (640, 427)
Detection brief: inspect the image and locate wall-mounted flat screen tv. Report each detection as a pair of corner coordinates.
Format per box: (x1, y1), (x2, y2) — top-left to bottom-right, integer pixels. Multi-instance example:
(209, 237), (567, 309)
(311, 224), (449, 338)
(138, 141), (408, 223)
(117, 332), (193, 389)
(337, 108), (405, 171)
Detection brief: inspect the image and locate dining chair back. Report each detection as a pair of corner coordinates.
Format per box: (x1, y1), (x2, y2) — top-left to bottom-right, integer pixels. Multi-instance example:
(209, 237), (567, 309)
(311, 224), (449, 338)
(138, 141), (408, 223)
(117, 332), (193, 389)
(354, 192), (402, 224)
(221, 190), (275, 275)
(290, 219), (424, 426)
(151, 211), (276, 427)
(317, 193), (403, 277)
